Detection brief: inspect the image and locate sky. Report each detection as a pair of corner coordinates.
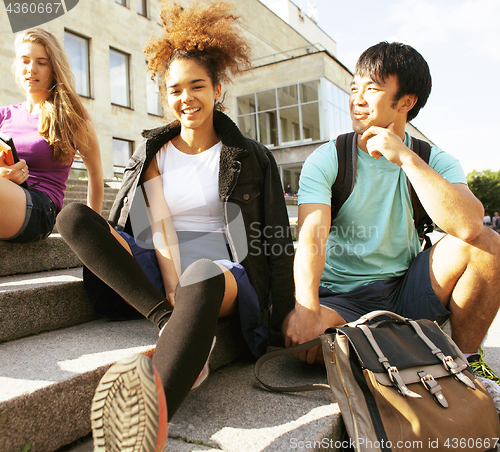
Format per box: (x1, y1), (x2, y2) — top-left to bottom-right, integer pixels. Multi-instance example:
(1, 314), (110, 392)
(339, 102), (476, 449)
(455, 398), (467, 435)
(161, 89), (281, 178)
(297, 0), (500, 175)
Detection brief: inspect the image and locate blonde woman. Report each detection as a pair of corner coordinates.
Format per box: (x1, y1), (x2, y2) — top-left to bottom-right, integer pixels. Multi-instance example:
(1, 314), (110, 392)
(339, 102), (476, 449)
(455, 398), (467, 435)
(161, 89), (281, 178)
(0, 28), (103, 243)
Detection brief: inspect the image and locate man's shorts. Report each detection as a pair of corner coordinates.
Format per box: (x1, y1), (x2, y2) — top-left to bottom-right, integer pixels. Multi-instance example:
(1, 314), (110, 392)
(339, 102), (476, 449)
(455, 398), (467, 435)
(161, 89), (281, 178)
(319, 248), (450, 325)
(2, 187), (57, 243)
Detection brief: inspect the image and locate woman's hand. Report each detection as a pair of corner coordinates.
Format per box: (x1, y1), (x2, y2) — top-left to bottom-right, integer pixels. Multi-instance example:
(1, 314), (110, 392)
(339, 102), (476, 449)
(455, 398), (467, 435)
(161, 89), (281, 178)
(0, 154), (29, 185)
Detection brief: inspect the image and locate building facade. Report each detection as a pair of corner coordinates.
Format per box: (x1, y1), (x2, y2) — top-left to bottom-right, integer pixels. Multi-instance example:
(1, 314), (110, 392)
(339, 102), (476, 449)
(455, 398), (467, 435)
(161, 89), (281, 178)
(0, 0), (430, 187)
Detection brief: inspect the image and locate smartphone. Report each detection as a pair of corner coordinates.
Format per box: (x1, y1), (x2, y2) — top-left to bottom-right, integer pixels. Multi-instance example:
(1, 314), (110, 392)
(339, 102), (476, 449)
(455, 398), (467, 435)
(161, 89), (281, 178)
(0, 131), (29, 188)
(0, 131), (20, 166)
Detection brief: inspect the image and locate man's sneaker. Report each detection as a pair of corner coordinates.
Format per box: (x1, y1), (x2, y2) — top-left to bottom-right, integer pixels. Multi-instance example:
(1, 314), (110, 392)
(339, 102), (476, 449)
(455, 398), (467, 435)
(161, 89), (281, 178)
(468, 348), (500, 413)
(468, 348), (500, 384)
(91, 354), (168, 452)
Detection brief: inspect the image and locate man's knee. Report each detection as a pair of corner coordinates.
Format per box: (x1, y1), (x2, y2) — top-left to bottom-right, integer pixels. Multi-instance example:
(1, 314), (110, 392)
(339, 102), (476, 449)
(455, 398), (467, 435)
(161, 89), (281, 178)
(469, 226), (500, 262)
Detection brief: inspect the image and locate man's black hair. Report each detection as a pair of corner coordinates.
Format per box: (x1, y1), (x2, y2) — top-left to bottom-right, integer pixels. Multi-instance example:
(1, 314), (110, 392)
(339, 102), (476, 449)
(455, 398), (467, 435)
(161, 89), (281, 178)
(355, 42), (432, 122)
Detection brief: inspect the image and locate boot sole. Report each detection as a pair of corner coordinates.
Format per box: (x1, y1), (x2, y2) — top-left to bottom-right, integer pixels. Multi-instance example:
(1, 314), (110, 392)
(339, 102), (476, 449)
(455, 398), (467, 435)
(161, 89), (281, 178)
(91, 354), (168, 452)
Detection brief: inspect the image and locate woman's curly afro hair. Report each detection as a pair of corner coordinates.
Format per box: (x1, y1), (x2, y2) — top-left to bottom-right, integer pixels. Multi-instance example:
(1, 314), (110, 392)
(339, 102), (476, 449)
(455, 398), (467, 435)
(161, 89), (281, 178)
(144, 1), (252, 91)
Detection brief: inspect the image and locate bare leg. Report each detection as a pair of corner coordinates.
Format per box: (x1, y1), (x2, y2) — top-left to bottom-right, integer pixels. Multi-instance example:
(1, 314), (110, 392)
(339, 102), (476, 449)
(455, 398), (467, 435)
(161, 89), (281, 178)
(0, 178), (27, 239)
(429, 226), (500, 352)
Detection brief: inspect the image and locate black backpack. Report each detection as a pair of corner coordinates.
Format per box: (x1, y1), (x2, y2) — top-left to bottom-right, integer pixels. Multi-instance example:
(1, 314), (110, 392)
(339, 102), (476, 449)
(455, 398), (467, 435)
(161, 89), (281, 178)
(330, 132), (434, 249)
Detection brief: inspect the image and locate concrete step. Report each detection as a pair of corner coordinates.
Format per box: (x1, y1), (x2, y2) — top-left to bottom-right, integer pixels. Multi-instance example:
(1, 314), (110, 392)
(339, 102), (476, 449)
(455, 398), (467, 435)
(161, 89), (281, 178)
(63, 191), (117, 202)
(0, 267), (97, 343)
(63, 198), (114, 211)
(66, 310), (500, 452)
(0, 316), (247, 452)
(63, 353), (342, 452)
(0, 234), (81, 277)
(66, 183), (119, 193)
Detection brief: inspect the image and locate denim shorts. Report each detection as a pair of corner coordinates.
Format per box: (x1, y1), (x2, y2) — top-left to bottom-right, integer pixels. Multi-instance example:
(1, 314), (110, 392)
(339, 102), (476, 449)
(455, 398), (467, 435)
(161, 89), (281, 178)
(319, 248), (451, 325)
(2, 187), (58, 243)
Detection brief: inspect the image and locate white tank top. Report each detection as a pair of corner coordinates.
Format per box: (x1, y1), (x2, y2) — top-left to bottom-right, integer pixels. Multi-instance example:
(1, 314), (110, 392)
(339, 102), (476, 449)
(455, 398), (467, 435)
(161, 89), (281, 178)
(155, 140), (224, 233)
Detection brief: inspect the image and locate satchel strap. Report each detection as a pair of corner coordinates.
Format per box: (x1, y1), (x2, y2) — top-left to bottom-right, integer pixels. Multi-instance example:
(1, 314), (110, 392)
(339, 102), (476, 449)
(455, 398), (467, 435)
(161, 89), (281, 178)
(358, 324), (422, 398)
(254, 338), (331, 393)
(408, 320), (475, 389)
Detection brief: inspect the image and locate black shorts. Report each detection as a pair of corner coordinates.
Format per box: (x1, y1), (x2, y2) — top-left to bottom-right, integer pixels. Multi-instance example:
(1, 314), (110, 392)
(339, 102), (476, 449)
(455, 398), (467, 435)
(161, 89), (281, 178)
(2, 187), (58, 243)
(319, 248), (450, 324)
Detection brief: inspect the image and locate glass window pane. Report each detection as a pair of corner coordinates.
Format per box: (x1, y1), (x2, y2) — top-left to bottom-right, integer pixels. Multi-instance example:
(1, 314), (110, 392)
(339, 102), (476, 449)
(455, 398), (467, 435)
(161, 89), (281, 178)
(116, 0), (126, 5)
(277, 85), (298, 108)
(258, 111), (278, 147)
(64, 31), (90, 97)
(340, 89), (349, 112)
(237, 94), (256, 115)
(113, 138), (132, 172)
(257, 89), (276, 112)
(331, 83), (340, 107)
(238, 114), (257, 140)
(300, 80), (319, 103)
(137, 0), (146, 15)
(333, 106), (341, 137)
(110, 49), (130, 107)
(279, 106), (300, 143)
(301, 103), (320, 141)
(146, 74), (162, 116)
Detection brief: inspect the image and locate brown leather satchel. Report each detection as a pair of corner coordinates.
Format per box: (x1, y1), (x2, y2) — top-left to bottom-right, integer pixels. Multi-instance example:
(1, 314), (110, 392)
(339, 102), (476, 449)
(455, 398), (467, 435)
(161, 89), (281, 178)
(255, 311), (500, 452)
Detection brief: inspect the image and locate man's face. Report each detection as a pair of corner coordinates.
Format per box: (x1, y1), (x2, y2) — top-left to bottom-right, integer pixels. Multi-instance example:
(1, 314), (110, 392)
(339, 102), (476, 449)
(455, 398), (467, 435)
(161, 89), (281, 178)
(349, 73), (401, 135)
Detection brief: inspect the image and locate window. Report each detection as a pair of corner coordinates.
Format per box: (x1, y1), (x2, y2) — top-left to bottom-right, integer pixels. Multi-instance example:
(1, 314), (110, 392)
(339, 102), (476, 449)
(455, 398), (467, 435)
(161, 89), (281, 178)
(110, 49), (130, 107)
(64, 31), (90, 97)
(237, 80), (322, 147)
(137, 0), (146, 16)
(115, 0), (126, 5)
(146, 73), (162, 116)
(325, 81), (350, 139)
(113, 138), (133, 173)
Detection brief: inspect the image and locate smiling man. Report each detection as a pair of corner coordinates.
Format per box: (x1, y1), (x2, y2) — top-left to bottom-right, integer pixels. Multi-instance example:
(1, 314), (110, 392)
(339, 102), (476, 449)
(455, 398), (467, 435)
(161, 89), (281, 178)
(285, 41), (500, 412)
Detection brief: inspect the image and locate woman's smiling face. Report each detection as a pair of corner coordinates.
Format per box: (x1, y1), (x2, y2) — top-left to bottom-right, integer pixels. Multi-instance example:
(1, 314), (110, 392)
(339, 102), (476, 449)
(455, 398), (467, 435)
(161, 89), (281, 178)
(165, 58), (221, 133)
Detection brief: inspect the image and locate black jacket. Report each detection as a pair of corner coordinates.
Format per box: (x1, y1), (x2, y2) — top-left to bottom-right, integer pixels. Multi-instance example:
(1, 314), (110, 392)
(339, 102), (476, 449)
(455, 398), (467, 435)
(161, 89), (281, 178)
(108, 111), (295, 344)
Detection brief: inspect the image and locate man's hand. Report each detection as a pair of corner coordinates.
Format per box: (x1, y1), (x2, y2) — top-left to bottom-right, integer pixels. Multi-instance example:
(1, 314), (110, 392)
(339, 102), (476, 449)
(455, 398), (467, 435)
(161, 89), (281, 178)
(361, 123), (410, 166)
(284, 303), (330, 364)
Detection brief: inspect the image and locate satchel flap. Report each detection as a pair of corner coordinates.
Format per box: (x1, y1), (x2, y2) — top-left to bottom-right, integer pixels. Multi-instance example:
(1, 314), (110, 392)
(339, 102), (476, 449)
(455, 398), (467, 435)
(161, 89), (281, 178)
(338, 319), (460, 373)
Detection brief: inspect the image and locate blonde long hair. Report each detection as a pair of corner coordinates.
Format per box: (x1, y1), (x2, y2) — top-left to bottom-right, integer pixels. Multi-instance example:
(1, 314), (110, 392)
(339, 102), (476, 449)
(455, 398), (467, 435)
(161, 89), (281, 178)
(14, 28), (92, 165)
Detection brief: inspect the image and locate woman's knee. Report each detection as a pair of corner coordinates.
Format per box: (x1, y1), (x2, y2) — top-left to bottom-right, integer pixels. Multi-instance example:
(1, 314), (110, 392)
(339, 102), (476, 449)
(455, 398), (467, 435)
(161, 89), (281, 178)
(178, 259), (225, 288)
(56, 202), (104, 239)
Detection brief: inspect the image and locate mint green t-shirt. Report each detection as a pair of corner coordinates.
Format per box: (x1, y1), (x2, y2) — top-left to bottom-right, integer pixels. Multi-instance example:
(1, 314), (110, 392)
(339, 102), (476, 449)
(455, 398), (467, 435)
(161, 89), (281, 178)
(298, 132), (466, 294)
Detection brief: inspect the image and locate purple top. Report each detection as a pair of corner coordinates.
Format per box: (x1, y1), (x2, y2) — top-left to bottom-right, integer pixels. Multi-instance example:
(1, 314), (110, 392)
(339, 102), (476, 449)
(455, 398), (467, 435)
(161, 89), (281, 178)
(0, 103), (72, 211)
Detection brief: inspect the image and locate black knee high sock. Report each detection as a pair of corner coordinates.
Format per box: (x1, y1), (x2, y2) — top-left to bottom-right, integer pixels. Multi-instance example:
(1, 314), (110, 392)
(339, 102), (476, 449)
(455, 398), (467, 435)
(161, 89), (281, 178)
(56, 203), (172, 328)
(152, 259), (226, 420)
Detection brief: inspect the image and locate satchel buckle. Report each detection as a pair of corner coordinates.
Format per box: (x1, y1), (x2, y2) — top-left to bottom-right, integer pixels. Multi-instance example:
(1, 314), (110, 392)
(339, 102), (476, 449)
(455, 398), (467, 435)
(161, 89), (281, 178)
(442, 355), (476, 389)
(388, 367), (422, 398)
(419, 372), (449, 408)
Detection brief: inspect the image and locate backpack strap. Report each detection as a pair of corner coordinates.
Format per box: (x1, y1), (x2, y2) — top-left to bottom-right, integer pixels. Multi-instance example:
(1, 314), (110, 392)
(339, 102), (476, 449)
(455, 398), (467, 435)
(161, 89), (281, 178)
(409, 138), (434, 249)
(330, 134), (434, 248)
(331, 132), (357, 223)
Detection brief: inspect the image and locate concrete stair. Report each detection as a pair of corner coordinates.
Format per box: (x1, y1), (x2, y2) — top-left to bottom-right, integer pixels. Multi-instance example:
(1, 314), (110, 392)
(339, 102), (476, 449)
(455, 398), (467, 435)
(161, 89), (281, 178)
(0, 179), (343, 452)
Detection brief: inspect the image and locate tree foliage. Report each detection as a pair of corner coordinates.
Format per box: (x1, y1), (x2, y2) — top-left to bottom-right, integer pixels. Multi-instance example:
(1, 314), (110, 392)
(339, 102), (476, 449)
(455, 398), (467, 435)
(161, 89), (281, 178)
(467, 170), (500, 215)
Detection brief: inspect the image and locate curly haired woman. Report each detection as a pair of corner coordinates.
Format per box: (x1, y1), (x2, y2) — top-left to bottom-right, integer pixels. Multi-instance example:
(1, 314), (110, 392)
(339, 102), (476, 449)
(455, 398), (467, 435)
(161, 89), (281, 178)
(0, 28), (103, 243)
(56, 2), (295, 450)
